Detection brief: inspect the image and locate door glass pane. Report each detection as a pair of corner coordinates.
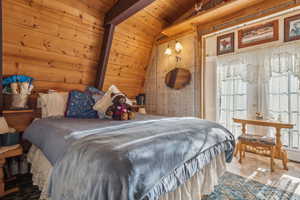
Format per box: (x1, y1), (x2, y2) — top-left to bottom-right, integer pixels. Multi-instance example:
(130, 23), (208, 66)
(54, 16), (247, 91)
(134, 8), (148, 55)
(269, 72), (300, 150)
(217, 67), (248, 138)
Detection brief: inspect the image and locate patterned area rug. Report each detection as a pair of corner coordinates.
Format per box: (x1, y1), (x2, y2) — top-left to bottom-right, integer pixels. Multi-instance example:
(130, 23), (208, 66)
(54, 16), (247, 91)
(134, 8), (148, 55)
(2, 172), (300, 200)
(206, 172), (300, 200)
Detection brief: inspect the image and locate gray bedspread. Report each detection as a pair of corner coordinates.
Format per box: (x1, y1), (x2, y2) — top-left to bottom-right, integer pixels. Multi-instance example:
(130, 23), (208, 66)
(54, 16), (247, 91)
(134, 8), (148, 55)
(24, 116), (234, 200)
(24, 114), (160, 165)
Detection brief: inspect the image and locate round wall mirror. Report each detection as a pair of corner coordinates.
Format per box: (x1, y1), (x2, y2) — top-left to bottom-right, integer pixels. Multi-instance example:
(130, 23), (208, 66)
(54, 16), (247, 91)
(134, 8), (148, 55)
(165, 68), (191, 90)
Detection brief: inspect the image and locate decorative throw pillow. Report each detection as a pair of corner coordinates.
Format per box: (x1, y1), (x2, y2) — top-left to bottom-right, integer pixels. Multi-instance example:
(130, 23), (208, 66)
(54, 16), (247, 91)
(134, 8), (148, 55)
(65, 90), (98, 119)
(93, 85), (132, 114)
(85, 86), (105, 102)
(38, 92), (69, 118)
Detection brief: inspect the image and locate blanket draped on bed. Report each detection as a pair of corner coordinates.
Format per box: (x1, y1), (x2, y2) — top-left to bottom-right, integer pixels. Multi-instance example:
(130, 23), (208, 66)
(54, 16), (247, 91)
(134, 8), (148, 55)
(46, 117), (234, 200)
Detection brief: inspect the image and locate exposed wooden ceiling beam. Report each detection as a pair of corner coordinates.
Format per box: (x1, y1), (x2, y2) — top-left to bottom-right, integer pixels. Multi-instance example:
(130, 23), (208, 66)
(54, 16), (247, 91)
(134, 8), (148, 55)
(105, 0), (156, 25)
(96, 0), (157, 90)
(161, 0), (265, 37)
(96, 24), (115, 90)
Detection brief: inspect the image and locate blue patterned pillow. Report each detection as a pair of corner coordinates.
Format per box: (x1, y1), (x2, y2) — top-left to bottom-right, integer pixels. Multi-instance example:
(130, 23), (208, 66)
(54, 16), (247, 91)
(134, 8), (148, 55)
(65, 90), (98, 119)
(85, 86), (105, 103)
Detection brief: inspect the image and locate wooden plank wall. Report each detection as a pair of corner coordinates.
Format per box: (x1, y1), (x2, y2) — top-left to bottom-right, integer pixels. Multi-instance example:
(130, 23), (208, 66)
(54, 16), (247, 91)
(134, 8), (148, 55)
(3, 0), (116, 92)
(144, 34), (199, 117)
(103, 9), (164, 98)
(3, 0), (194, 99)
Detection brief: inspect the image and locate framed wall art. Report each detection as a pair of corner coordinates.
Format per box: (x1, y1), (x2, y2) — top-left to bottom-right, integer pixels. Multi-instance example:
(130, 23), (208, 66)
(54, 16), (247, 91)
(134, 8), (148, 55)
(238, 20), (279, 48)
(284, 14), (300, 42)
(217, 32), (235, 55)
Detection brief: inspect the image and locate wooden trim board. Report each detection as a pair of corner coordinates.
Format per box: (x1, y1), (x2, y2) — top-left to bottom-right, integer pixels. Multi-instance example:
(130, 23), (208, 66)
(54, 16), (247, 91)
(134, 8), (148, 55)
(162, 0), (264, 37)
(2, 109), (35, 114)
(198, 0), (300, 36)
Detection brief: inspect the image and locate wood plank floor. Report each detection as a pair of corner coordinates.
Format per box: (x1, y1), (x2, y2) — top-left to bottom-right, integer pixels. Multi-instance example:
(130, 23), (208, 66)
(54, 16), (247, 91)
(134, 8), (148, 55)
(228, 153), (300, 196)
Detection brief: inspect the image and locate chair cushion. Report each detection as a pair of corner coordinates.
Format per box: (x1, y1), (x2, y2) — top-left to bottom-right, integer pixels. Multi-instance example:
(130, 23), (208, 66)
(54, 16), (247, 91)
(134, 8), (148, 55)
(238, 135), (275, 145)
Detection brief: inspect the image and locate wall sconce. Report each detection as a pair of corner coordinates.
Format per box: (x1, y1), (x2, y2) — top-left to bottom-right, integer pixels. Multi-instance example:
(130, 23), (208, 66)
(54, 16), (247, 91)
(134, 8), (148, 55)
(175, 41), (183, 53)
(164, 45), (172, 56)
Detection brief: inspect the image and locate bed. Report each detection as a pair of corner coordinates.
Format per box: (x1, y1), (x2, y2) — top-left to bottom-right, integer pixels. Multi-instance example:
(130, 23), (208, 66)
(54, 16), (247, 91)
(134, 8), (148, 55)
(23, 114), (234, 200)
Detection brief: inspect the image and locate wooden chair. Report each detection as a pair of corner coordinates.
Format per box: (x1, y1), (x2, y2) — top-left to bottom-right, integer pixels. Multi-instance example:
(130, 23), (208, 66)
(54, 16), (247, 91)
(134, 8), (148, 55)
(235, 135), (276, 172)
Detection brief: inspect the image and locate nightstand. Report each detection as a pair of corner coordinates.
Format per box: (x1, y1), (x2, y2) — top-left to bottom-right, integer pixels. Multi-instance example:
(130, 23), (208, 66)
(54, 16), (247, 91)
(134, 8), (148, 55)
(3, 109), (41, 132)
(0, 145), (23, 197)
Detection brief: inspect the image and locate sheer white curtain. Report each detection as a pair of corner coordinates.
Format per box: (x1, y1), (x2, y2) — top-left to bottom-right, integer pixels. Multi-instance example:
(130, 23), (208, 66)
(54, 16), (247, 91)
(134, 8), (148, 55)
(217, 53), (262, 138)
(264, 45), (300, 88)
(217, 59), (246, 138)
(216, 43), (300, 144)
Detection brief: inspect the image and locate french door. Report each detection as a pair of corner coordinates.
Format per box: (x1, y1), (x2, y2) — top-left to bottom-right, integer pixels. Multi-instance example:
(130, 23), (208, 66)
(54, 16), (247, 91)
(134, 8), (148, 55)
(269, 71), (300, 161)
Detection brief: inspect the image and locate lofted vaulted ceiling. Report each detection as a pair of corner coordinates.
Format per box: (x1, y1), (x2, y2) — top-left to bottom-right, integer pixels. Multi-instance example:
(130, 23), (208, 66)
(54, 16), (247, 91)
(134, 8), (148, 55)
(4, 0), (293, 99)
(102, 0), (197, 97)
(143, 0), (195, 24)
(2, 0), (209, 98)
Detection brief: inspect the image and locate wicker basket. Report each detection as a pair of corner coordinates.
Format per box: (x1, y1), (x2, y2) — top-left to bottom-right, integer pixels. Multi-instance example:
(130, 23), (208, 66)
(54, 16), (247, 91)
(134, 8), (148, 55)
(4, 94), (29, 109)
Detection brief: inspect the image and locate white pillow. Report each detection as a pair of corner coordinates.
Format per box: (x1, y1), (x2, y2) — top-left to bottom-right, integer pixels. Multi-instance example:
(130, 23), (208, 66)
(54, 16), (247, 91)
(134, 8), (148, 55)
(93, 85), (132, 114)
(38, 92), (69, 118)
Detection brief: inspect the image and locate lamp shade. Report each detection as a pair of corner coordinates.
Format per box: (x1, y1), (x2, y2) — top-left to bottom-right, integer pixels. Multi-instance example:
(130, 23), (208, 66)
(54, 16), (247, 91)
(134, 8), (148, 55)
(175, 41), (183, 53)
(164, 47), (172, 56)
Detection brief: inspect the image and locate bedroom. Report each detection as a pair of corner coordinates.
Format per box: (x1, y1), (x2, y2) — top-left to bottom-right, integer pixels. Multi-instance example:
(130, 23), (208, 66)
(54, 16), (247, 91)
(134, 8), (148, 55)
(0, 0), (299, 199)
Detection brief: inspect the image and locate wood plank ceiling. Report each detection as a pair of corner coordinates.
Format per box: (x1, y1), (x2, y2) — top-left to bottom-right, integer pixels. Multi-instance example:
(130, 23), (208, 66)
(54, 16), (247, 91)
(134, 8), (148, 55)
(102, 0), (195, 98)
(3, 0), (194, 98)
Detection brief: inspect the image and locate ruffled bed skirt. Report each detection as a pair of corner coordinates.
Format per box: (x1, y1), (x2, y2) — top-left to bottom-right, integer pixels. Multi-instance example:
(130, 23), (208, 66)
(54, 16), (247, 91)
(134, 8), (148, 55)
(27, 145), (226, 200)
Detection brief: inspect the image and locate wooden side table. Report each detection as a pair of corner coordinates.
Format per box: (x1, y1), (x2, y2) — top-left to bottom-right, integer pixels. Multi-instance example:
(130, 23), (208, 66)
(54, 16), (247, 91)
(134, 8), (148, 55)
(3, 109), (41, 132)
(0, 145), (23, 197)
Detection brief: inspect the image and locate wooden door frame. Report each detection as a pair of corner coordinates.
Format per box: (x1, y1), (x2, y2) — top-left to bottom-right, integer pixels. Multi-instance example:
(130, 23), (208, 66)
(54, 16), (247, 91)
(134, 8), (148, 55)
(0, 0), (3, 116)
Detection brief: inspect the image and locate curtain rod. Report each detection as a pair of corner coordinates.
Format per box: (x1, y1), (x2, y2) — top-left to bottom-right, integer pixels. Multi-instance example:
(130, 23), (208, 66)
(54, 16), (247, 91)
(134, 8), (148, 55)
(206, 40), (300, 60)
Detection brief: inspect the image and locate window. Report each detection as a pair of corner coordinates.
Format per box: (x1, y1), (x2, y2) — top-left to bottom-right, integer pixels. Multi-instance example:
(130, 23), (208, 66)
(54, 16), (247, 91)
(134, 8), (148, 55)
(216, 44), (300, 154)
(269, 72), (300, 149)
